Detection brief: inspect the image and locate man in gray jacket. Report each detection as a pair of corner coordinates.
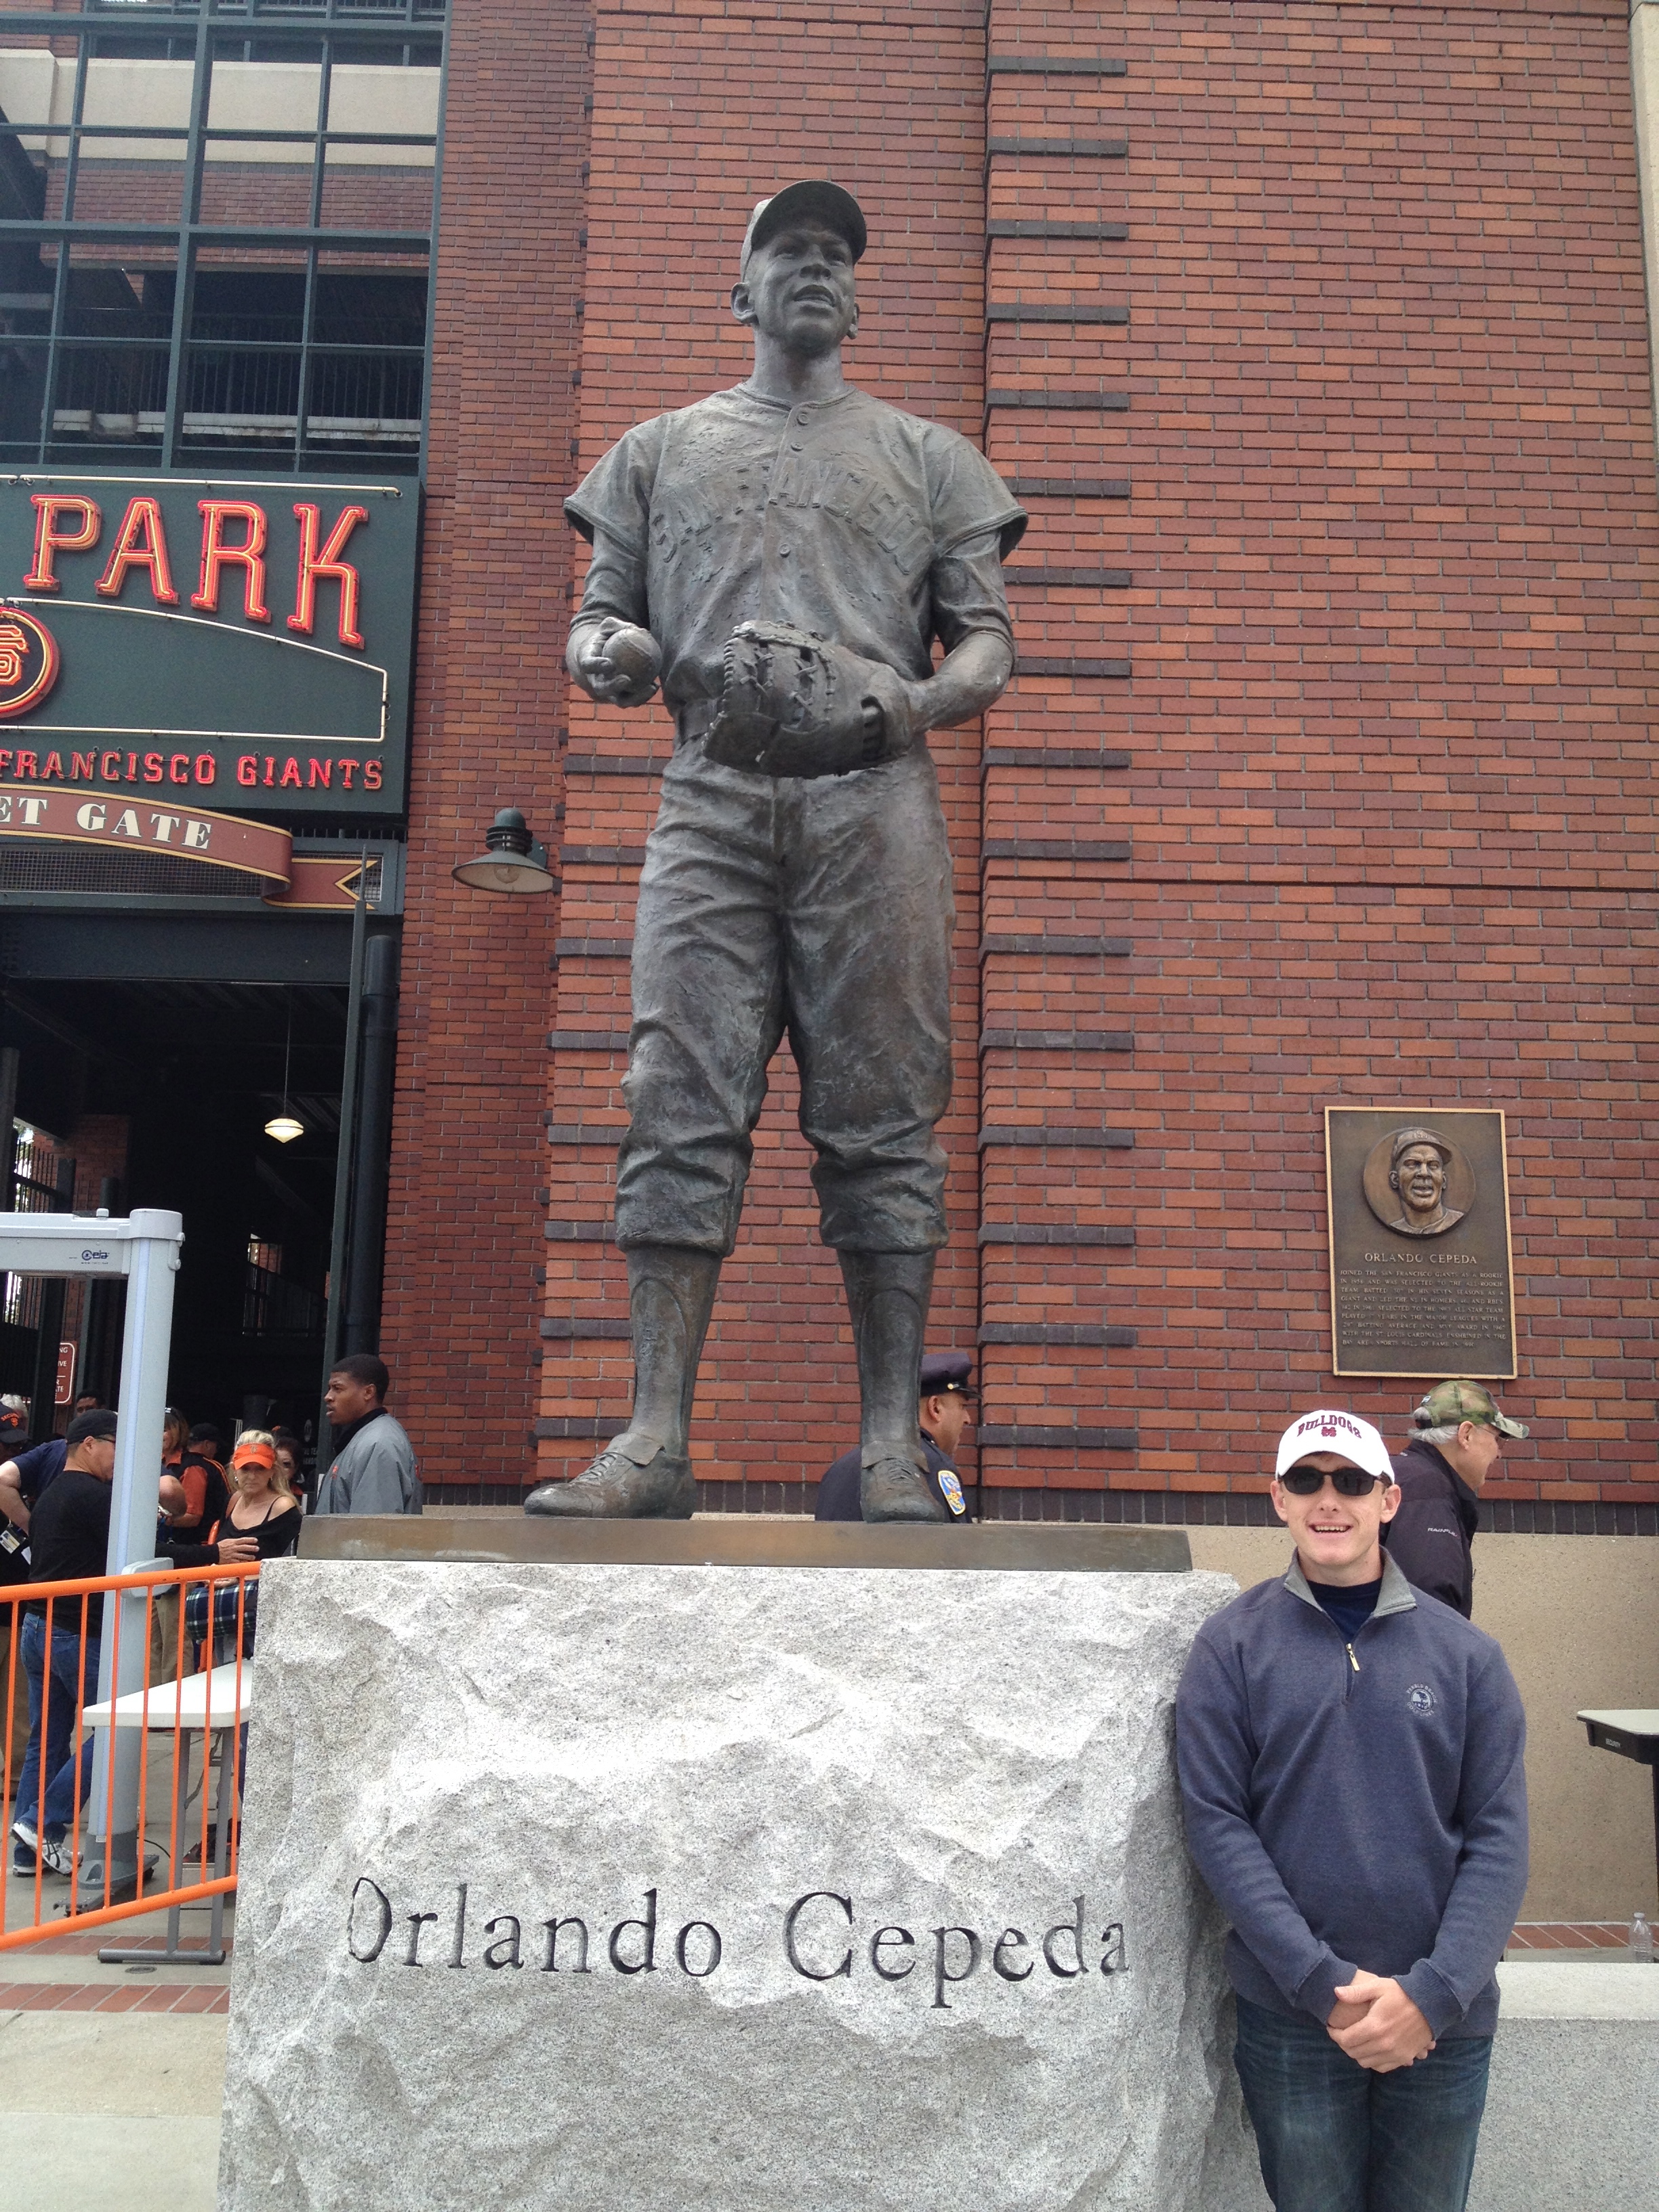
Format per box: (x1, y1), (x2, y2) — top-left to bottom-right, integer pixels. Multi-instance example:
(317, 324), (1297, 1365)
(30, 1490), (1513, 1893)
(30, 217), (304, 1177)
(1176, 1408), (1528, 2212)
(313, 1355), (421, 1516)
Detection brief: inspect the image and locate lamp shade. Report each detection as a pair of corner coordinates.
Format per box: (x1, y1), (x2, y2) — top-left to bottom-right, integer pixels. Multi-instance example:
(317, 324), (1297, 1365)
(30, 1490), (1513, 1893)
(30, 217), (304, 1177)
(453, 807), (558, 896)
(264, 1113), (305, 1144)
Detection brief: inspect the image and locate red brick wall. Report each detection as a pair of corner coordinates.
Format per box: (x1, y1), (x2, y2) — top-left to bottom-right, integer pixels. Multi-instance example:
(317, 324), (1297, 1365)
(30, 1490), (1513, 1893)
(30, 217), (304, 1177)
(376, 1), (588, 1489)
(975, 0), (1656, 1511)
(401, 0), (1658, 1513)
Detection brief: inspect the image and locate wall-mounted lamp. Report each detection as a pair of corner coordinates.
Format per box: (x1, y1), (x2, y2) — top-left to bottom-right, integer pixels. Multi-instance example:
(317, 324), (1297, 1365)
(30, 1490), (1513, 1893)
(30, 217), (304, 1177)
(452, 808), (558, 897)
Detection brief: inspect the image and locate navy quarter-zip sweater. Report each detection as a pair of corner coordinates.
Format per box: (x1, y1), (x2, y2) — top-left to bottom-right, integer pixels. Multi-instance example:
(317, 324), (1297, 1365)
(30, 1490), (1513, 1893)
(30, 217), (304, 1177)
(1176, 1553), (1527, 2039)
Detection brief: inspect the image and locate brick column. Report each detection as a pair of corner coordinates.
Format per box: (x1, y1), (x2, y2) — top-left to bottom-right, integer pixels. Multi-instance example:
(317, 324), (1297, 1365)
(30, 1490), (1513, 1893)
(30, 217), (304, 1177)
(378, 1), (590, 1494)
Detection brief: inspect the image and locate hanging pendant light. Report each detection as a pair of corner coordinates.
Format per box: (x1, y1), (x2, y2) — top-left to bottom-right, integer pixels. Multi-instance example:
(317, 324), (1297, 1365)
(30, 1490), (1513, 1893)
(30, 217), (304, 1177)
(264, 996), (304, 1144)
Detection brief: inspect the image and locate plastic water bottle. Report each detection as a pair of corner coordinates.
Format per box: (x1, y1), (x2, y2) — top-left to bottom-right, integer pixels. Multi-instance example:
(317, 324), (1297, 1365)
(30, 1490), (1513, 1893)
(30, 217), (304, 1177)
(1631, 1911), (1654, 1963)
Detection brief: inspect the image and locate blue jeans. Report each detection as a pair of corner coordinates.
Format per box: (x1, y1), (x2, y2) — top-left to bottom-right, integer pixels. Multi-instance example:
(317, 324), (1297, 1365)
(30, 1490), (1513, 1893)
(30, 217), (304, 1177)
(12, 1614), (100, 1843)
(1234, 1993), (1492, 2212)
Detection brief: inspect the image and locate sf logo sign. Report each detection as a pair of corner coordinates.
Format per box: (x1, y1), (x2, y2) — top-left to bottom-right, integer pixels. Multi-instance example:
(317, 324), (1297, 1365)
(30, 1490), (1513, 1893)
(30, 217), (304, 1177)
(0, 607), (59, 718)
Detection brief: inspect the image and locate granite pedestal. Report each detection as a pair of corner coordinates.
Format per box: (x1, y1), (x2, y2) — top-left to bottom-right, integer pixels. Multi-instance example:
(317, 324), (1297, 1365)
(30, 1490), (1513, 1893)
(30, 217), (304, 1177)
(218, 1521), (1262, 2211)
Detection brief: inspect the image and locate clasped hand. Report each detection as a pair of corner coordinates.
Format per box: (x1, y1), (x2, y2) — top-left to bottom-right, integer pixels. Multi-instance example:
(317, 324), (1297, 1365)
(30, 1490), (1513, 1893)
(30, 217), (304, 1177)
(1326, 1971), (1436, 2072)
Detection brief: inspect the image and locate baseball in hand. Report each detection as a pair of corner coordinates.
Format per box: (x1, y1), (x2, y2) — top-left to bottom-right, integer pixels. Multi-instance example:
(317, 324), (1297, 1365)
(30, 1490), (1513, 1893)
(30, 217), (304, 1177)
(600, 623), (662, 695)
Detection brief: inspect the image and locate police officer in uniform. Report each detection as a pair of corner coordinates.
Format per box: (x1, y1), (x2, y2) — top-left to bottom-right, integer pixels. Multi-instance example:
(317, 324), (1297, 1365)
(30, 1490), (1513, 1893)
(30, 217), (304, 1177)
(815, 1352), (976, 1522)
(525, 180), (1023, 1526)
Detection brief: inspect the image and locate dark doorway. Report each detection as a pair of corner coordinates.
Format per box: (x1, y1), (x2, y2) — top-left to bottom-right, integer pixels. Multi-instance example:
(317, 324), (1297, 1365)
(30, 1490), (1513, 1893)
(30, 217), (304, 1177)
(1, 979), (346, 1447)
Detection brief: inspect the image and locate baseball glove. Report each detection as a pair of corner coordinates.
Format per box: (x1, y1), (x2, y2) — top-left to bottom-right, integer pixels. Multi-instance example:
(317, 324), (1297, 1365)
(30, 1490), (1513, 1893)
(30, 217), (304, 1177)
(703, 621), (917, 779)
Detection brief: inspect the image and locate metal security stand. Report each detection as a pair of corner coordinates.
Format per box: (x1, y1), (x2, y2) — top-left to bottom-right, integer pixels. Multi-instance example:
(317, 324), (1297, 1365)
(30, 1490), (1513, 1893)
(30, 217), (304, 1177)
(0, 1208), (182, 1907)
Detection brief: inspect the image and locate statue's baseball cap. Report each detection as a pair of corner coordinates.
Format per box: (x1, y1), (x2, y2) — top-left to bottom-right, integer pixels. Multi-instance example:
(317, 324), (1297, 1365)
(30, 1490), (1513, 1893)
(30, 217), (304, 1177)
(1274, 1408), (1393, 1483)
(1412, 1380), (1529, 1439)
(740, 181), (867, 273)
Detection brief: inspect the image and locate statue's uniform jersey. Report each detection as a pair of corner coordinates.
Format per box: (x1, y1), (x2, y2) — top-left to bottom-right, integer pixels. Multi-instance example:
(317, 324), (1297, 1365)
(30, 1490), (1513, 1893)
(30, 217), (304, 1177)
(564, 382), (1025, 1261)
(565, 382), (1025, 716)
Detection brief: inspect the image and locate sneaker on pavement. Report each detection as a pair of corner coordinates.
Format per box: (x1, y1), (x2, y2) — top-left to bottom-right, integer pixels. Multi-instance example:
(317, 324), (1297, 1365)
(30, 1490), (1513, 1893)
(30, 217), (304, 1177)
(39, 1835), (75, 1879)
(10, 1816), (39, 1853)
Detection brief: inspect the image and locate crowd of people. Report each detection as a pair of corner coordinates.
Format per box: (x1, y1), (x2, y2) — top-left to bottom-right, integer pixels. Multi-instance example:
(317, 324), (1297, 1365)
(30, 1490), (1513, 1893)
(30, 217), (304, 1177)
(0, 1351), (421, 1885)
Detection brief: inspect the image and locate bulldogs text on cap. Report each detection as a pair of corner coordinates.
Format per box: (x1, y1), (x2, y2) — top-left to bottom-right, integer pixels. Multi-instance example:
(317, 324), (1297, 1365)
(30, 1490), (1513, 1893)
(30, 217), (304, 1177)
(1273, 1408), (1393, 1484)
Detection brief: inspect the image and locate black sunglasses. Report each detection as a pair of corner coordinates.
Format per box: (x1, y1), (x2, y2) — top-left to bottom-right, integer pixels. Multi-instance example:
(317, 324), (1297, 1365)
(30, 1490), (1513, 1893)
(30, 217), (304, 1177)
(1279, 1462), (1387, 1498)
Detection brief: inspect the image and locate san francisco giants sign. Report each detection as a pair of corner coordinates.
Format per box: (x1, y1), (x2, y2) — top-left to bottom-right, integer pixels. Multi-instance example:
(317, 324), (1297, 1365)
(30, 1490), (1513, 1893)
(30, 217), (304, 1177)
(0, 474), (419, 817)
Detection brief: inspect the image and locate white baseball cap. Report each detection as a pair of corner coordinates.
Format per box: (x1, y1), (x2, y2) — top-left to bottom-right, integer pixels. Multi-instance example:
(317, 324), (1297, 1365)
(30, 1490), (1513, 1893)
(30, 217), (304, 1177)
(1275, 1408), (1393, 1483)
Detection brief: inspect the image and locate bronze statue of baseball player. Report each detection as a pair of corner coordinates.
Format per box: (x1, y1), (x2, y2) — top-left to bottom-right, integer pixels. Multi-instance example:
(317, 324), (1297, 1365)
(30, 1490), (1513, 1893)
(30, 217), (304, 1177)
(525, 181), (1025, 1523)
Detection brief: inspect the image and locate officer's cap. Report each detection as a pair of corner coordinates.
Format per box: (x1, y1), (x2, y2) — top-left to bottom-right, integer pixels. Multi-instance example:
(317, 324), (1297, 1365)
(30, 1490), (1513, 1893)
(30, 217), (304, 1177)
(919, 1351), (975, 1399)
(740, 181), (867, 274)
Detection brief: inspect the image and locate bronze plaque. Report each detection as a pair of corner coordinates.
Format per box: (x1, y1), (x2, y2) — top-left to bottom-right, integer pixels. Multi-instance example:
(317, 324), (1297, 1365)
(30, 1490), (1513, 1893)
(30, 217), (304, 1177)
(1324, 1108), (1516, 1378)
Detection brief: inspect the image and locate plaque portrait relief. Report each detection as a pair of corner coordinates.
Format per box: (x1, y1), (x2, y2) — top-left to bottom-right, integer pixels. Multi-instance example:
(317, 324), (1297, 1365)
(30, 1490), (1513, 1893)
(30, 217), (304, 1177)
(1361, 1125), (1474, 1238)
(1325, 1107), (1517, 1378)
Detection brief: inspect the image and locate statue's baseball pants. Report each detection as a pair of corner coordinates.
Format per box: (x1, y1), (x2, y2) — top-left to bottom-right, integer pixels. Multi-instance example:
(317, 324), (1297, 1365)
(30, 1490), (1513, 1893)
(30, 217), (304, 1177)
(613, 733), (954, 1256)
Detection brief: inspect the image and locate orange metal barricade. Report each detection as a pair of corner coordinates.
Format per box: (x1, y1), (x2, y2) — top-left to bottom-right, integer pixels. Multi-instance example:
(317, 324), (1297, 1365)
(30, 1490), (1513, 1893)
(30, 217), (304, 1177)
(1, 1560), (258, 1951)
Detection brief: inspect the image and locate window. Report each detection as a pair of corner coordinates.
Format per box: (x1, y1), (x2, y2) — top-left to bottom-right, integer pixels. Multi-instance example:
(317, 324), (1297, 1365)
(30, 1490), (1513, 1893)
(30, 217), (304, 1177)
(0, 0), (445, 474)
(3, 1120), (64, 1329)
(244, 1230), (323, 1336)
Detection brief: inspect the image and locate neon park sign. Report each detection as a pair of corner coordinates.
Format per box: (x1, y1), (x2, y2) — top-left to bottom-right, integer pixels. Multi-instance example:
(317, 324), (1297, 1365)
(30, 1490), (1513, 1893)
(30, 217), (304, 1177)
(0, 474), (419, 818)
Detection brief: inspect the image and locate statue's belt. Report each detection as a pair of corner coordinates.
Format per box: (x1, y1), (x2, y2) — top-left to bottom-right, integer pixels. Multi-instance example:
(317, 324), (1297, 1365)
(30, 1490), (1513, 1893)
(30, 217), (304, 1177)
(675, 700), (719, 748)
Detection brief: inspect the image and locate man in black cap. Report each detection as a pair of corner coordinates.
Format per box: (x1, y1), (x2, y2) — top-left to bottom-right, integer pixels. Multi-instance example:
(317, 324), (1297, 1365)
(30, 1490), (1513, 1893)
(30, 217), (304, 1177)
(1383, 1380), (1530, 1618)
(10, 1408), (117, 1877)
(815, 1352), (977, 1522)
(529, 180), (1023, 1527)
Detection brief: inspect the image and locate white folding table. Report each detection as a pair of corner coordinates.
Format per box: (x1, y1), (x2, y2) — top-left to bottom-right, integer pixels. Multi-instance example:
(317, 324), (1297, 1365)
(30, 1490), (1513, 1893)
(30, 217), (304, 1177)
(82, 1659), (253, 1965)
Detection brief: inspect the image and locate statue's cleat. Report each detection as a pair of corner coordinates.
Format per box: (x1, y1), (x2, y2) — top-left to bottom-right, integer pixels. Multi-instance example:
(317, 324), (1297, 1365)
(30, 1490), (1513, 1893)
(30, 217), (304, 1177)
(524, 1447), (695, 1520)
(860, 1455), (950, 1523)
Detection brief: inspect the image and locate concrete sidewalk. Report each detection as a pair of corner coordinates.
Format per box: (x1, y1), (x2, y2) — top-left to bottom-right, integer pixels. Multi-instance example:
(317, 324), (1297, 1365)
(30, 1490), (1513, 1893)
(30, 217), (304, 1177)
(1, 2007), (226, 2211)
(0, 1883), (231, 2212)
(3, 1890), (1654, 2210)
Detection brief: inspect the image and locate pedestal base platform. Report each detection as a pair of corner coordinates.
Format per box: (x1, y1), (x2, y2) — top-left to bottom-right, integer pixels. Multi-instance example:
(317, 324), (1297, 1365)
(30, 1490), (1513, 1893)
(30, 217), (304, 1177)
(220, 1553), (1263, 2210)
(296, 1513), (1193, 1573)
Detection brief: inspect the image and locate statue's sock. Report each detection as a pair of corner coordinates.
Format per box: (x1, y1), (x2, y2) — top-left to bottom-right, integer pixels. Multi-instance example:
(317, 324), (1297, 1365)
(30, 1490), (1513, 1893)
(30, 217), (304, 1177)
(838, 1250), (936, 1466)
(615, 1245), (722, 1463)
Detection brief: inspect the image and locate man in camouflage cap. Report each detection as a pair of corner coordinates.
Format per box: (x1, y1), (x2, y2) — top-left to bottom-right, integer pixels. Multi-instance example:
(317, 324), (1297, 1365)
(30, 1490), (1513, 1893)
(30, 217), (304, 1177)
(1382, 1381), (1530, 1617)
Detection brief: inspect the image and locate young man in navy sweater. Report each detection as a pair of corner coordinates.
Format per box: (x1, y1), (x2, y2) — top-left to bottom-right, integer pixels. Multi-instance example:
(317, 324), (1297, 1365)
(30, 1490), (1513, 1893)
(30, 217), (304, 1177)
(1176, 1408), (1528, 2212)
